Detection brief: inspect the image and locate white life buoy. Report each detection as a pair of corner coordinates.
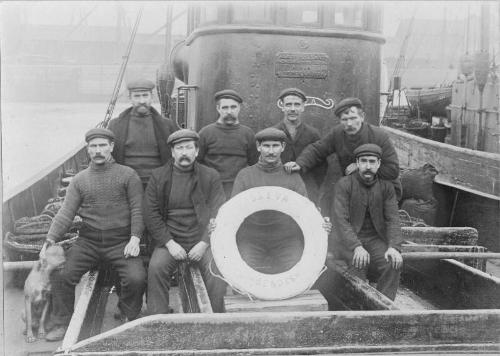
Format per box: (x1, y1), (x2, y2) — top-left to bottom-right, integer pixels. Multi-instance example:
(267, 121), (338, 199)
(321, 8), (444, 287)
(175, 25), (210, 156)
(211, 186), (328, 300)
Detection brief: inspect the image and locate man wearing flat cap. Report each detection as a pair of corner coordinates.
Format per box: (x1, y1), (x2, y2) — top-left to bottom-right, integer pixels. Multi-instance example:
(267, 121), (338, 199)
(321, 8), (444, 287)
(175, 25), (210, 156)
(144, 129), (226, 314)
(230, 128), (331, 274)
(273, 88), (326, 204)
(332, 143), (403, 300)
(198, 89), (257, 198)
(108, 78), (178, 187)
(43, 128), (146, 341)
(284, 97), (401, 203)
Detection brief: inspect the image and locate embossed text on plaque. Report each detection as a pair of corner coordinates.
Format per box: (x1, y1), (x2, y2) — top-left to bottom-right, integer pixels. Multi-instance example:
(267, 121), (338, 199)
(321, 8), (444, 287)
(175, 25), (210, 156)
(275, 52), (328, 79)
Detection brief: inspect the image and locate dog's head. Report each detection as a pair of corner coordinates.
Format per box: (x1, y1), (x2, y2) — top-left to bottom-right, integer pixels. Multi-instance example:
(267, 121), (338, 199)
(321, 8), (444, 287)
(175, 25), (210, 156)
(42, 245), (66, 272)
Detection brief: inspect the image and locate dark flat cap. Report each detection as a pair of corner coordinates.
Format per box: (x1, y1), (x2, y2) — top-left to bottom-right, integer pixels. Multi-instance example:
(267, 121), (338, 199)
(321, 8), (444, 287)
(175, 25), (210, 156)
(214, 89), (243, 103)
(167, 129), (200, 146)
(334, 97), (363, 117)
(85, 128), (115, 142)
(127, 79), (155, 91)
(278, 87), (307, 102)
(255, 127), (287, 142)
(354, 143), (382, 159)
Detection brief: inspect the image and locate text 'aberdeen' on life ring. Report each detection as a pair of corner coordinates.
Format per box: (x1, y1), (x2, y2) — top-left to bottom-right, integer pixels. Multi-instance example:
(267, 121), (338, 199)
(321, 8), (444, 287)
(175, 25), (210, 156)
(211, 186), (328, 300)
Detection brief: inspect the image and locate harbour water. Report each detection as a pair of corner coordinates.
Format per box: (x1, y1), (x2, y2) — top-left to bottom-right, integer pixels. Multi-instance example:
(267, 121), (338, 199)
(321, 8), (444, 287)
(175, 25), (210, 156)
(1, 101), (161, 199)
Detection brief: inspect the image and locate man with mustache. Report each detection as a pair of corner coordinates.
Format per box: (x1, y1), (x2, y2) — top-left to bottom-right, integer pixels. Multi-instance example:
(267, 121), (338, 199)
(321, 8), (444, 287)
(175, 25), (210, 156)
(108, 79), (178, 188)
(231, 128), (331, 274)
(332, 143), (403, 300)
(284, 97), (401, 201)
(198, 89), (257, 198)
(43, 128), (146, 341)
(144, 129), (226, 314)
(273, 88), (326, 204)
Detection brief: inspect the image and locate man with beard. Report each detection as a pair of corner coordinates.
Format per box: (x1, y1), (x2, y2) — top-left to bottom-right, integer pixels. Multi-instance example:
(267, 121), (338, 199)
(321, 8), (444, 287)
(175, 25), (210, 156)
(284, 97), (401, 200)
(43, 128), (146, 341)
(231, 128), (331, 273)
(198, 89), (257, 198)
(332, 144), (403, 300)
(108, 79), (178, 188)
(144, 129), (227, 313)
(273, 88), (326, 204)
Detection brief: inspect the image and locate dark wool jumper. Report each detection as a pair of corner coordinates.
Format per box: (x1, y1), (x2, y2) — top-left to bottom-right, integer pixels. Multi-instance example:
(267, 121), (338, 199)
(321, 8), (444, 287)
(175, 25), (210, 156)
(198, 122), (257, 183)
(108, 106), (178, 184)
(144, 161), (226, 250)
(47, 160), (144, 241)
(296, 122), (400, 181)
(123, 113), (162, 184)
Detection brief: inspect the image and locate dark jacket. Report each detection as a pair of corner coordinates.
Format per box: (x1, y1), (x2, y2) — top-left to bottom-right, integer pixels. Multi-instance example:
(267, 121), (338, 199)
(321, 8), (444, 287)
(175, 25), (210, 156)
(108, 107), (178, 165)
(273, 121), (327, 191)
(143, 161), (226, 248)
(332, 174), (402, 255)
(296, 122), (399, 181)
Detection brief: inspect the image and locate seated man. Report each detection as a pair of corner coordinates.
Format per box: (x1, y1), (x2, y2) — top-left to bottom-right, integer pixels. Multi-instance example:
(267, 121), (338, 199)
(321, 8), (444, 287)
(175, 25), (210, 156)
(144, 129), (226, 313)
(43, 128), (146, 341)
(332, 143), (403, 300)
(231, 127), (330, 273)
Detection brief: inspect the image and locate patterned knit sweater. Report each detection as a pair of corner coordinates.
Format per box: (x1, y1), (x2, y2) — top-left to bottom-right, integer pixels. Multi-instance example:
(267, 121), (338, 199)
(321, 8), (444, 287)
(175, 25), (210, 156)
(47, 160), (144, 242)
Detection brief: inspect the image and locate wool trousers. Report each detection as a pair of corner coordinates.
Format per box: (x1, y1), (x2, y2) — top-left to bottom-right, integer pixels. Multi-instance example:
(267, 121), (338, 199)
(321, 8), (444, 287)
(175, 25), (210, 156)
(345, 234), (401, 300)
(147, 246), (226, 314)
(50, 234), (146, 327)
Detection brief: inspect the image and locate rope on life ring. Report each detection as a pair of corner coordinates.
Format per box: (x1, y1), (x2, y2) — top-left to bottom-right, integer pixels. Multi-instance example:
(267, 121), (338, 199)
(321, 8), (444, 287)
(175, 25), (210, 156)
(211, 186), (328, 300)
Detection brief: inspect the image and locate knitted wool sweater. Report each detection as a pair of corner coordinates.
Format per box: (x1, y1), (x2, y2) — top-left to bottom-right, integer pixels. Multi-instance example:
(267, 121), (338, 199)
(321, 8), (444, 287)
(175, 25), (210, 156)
(47, 160), (144, 242)
(198, 122), (257, 182)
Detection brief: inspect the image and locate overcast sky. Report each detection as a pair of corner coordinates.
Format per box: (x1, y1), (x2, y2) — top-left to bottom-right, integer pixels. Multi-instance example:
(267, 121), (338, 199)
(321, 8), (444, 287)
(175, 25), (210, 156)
(1, 1), (487, 37)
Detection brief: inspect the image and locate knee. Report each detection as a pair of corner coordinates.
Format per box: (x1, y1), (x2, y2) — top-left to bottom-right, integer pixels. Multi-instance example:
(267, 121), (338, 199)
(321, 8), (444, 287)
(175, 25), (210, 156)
(148, 254), (173, 280)
(125, 267), (146, 289)
(53, 266), (85, 286)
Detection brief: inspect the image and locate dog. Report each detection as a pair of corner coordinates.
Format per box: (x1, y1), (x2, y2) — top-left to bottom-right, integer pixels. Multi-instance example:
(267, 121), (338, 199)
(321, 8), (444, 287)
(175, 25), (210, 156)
(22, 244), (65, 342)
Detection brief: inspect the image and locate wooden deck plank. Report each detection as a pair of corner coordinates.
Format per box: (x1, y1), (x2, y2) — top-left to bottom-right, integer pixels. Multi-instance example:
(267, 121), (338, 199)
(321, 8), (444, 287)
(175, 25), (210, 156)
(224, 290), (327, 313)
(61, 270), (99, 350)
(63, 310), (500, 354)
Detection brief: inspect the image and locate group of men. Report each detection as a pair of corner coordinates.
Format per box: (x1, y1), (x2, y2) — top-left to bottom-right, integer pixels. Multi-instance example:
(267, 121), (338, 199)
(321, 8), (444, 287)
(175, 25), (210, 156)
(40, 78), (403, 342)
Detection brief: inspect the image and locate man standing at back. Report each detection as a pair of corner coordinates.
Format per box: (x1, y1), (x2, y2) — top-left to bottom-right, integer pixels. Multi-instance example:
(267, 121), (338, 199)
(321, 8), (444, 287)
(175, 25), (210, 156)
(273, 88), (326, 204)
(198, 89), (257, 198)
(108, 78), (178, 188)
(284, 97), (401, 200)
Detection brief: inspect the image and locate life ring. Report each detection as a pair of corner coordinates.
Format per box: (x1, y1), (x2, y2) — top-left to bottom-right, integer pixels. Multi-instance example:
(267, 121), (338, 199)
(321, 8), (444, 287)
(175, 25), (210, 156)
(211, 186), (328, 300)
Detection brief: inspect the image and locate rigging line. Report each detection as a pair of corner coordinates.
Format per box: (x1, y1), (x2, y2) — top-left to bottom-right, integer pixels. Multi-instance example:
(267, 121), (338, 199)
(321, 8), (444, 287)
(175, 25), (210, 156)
(100, 6), (144, 128)
(63, 5), (99, 41)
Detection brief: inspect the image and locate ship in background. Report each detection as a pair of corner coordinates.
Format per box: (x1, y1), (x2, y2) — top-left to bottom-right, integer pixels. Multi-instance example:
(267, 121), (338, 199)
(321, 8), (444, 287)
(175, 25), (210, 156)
(381, 3), (500, 252)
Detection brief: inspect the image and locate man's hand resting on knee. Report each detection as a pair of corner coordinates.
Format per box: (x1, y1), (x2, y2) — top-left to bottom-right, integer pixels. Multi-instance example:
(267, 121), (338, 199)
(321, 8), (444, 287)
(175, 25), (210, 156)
(166, 240), (187, 260)
(188, 241), (208, 262)
(352, 245), (370, 269)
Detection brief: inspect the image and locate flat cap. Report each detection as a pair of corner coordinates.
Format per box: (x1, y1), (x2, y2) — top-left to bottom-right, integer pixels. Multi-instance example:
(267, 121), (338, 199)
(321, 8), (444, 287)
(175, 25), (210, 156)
(334, 97), (363, 117)
(255, 127), (287, 142)
(214, 89), (243, 103)
(354, 143), (382, 159)
(127, 78), (155, 91)
(278, 87), (307, 102)
(167, 129), (200, 146)
(85, 128), (115, 142)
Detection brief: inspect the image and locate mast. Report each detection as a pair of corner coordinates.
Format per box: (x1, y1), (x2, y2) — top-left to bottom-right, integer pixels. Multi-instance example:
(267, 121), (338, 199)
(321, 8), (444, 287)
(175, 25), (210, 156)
(475, 2), (490, 151)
